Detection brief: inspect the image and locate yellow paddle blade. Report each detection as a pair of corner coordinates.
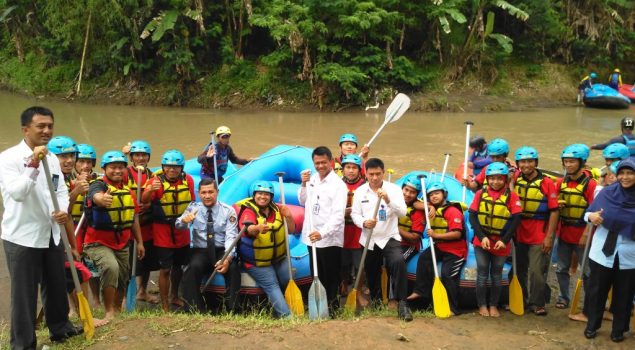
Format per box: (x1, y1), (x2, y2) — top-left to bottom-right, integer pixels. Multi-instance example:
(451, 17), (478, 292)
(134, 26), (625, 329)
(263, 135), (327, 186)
(345, 289), (358, 313)
(509, 276), (524, 316)
(432, 277), (451, 318)
(77, 291), (95, 340)
(381, 267), (388, 305)
(569, 278), (583, 315)
(285, 280), (305, 316)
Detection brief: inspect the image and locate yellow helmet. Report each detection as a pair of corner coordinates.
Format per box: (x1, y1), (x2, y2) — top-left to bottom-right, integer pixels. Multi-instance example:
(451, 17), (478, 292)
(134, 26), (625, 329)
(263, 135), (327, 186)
(214, 125), (232, 136)
(614, 68), (620, 73)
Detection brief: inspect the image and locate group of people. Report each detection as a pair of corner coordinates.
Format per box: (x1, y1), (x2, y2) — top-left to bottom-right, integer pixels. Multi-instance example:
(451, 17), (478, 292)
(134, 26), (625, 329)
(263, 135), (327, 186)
(578, 68), (626, 93)
(1, 106), (635, 349)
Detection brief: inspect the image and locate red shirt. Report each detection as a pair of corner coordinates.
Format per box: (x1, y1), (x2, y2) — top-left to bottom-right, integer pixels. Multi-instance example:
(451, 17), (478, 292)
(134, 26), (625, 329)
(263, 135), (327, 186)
(123, 166), (153, 241)
(555, 173), (596, 244)
(238, 204), (279, 269)
(343, 178), (365, 249)
(470, 187), (522, 257)
(435, 205), (468, 258)
(400, 206), (424, 251)
(148, 174), (195, 248)
(84, 177), (140, 250)
(513, 173), (559, 245)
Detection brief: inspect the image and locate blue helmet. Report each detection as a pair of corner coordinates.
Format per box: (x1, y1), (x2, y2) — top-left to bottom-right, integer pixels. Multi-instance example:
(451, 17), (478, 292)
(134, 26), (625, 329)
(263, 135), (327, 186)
(130, 140), (151, 155)
(77, 144), (97, 160)
(608, 160), (619, 175)
(485, 162), (509, 177)
(561, 144), (589, 162)
(487, 138), (509, 156)
(514, 146), (538, 161)
(402, 175), (422, 192)
(161, 150), (185, 166)
(341, 154), (362, 168)
(100, 150), (127, 168)
(339, 133), (358, 145)
(426, 181), (448, 195)
(590, 72), (597, 79)
(602, 143), (629, 160)
(47, 136), (78, 155)
(251, 181), (274, 196)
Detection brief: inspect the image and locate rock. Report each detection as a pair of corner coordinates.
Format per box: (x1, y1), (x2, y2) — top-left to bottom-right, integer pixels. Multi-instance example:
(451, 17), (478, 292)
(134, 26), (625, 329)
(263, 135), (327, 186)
(396, 333), (410, 342)
(119, 336), (129, 341)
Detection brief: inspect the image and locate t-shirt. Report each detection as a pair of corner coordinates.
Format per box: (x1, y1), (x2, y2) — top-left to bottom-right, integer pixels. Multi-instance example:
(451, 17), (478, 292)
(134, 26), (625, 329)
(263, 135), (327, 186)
(435, 205), (467, 258)
(469, 187), (522, 256)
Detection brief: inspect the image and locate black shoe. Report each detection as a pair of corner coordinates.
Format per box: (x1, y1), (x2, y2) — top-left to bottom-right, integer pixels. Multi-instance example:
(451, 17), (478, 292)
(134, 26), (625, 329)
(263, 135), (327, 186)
(610, 333), (625, 343)
(398, 301), (413, 322)
(583, 329), (597, 339)
(50, 325), (84, 343)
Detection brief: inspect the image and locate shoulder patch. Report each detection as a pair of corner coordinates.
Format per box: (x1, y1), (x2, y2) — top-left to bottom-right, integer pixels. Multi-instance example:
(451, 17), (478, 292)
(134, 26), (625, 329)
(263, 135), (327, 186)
(229, 215), (237, 223)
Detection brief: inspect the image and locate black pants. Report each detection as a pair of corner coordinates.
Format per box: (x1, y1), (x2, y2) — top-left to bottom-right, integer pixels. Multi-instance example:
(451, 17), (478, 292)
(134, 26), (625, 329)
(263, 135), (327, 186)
(413, 247), (465, 314)
(365, 239), (407, 301)
(586, 256), (635, 337)
(181, 247), (240, 313)
(3, 236), (75, 350)
(309, 246), (342, 314)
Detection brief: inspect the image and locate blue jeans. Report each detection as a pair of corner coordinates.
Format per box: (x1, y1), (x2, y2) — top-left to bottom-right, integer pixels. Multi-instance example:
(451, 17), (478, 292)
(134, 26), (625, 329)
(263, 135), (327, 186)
(556, 240), (587, 303)
(474, 246), (507, 307)
(246, 259), (290, 317)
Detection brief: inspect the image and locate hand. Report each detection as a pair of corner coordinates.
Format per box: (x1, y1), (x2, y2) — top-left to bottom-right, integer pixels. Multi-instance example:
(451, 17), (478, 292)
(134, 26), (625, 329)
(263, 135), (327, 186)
(73, 176), (89, 195)
(427, 204), (436, 219)
(360, 144), (370, 159)
(136, 242), (145, 260)
(98, 188), (113, 207)
(52, 210), (67, 225)
(345, 207), (352, 216)
(71, 249), (81, 262)
(467, 161), (474, 169)
(493, 240), (506, 250)
(541, 235), (553, 253)
(206, 144), (215, 158)
(427, 228), (436, 239)
(309, 231), (322, 243)
(150, 178), (162, 192)
(363, 219), (377, 229)
(588, 209), (604, 226)
(376, 189), (390, 204)
(578, 234), (587, 246)
(122, 142), (131, 155)
(215, 257), (230, 274)
(140, 202), (151, 213)
(300, 170), (310, 185)
(480, 237), (491, 250)
(181, 208), (199, 224)
(33, 145), (48, 162)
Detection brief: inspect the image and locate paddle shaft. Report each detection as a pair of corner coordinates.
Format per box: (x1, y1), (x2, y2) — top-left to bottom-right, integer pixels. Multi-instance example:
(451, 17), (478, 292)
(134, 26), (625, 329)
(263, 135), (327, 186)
(200, 223), (251, 292)
(418, 175), (441, 278)
(578, 223), (594, 280)
(41, 157), (82, 291)
(352, 198), (382, 292)
(210, 132), (220, 185)
(441, 154), (451, 182)
(306, 189), (320, 279)
(130, 167), (143, 276)
(462, 122), (473, 203)
(276, 172), (294, 279)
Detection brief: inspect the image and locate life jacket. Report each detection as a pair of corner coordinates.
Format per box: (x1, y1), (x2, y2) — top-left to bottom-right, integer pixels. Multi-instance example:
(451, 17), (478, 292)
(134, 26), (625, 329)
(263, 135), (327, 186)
(236, 198), (286, 267)
(430, 202), (466, 241)
(558, 173), (590, 227)
(215, 144), (230, 178)
(623, 135), (635, 156)
(127, 165), (153, 226)
(85, 179), (136, 244)
(334, 156), (344, 178)
(608, 73), (621, 88)
(578, 76), (592, 90)
(398, 206), (417, 232)
(476, 189), (512, 235)
(514, 172), (549, 220)
(151, 173), (192, 225)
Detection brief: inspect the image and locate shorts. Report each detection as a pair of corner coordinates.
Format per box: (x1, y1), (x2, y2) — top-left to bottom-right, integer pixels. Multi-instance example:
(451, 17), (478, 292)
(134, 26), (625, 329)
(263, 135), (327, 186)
(64, 261), (92, 293)
(84, 244), (130, 291)
(136, 240), (160, 276)
(155, 245), (190, 270)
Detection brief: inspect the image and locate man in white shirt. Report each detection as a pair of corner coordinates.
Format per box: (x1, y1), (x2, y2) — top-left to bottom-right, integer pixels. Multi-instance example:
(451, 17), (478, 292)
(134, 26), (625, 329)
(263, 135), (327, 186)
(298, 146), (347, 315)
(351, 158), (413, 321)
(0, 106), (82, 349)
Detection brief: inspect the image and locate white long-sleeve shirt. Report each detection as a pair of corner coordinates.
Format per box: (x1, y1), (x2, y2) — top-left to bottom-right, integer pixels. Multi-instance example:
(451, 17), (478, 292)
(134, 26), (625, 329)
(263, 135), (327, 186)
(0, 140), (69, 248)
(298, 170), (347, 248)
(351, 181), (407, 250)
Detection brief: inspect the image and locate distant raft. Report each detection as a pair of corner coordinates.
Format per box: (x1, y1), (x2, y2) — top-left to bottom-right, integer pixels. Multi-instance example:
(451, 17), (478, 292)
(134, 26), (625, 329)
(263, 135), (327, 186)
(619, 84), (635, 103)
(583, 84), (630, 109)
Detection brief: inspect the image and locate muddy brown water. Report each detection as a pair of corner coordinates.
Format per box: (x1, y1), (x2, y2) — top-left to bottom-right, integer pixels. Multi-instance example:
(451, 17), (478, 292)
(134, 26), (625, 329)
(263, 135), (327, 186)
(0, 91), (633, 321)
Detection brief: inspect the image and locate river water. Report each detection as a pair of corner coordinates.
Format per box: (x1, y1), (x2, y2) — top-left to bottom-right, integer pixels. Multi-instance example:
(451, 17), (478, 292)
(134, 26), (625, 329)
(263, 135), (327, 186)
(0, 91), (632, 320)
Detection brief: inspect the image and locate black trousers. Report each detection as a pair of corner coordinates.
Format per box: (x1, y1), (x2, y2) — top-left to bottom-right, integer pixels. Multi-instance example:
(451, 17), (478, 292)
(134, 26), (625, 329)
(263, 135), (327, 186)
(181, 247), (240, 313)
(413, 247), (465, 314)
(585, 256), (635, 337)
(309, 246), (342, 314)
(3, 236), (75, 350)
(365, 239), (407, 301)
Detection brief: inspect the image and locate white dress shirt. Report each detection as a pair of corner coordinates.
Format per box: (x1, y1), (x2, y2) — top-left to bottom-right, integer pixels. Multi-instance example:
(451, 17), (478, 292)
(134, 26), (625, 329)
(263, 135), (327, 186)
(351, 181), (407, 250)
(298, 169), (347, 248)
(0, 140), (69, 248)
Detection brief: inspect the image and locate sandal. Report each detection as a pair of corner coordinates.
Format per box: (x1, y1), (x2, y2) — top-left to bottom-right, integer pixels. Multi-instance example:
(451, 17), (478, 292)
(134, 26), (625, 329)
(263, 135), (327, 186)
(534, 307), (548, 316)
(555, 298), (568, 309)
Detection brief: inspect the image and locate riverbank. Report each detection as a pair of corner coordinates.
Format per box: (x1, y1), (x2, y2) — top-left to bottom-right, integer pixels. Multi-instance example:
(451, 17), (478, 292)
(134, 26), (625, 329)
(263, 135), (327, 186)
(0, 55), (578, 113)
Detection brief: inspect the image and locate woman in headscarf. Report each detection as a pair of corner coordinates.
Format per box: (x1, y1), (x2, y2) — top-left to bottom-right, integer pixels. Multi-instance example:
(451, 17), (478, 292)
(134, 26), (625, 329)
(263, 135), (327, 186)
(584, 157), (635, 343)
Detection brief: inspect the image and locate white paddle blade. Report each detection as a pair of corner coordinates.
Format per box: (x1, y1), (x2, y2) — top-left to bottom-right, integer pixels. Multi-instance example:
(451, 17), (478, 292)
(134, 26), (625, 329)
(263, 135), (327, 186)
(385, 93), (411, 124)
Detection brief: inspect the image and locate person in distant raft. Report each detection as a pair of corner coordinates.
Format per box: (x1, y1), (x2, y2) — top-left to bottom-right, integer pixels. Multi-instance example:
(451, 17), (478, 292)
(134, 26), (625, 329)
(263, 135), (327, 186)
(591, 117), (635, 156)
(408, 181), (467, 316)
(467, 135), (491, 176)
(333, 133), (370, 177)
(607, 68), (622, 90)
(198, 126), (251, 183)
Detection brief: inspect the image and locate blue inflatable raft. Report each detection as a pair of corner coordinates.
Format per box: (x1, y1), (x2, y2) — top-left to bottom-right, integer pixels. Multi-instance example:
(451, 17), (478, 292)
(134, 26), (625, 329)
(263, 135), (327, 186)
(583, 84), (630, 109)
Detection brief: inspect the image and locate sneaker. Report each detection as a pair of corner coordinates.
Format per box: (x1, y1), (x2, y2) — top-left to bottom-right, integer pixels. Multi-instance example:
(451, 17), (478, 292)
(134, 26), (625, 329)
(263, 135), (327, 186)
(398, 301), (413, 322)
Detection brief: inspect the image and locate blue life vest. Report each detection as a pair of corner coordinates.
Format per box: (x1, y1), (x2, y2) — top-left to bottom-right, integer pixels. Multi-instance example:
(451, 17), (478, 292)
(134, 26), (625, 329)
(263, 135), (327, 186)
(609, 73), (620, 88)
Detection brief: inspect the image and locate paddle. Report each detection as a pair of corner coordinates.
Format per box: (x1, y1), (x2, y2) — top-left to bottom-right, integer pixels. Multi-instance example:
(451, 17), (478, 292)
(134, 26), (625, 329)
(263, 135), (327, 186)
(418, 174), (452, 318)
(509, 241), (524, 315)
(359, 93), (410, 155)
(440, 153), (451, 183)
(387, 168), (394, 182)
(276, 172), (304, 316)
(381, 171), (393, 304)
(41, 156), (95, 340)
(344, 197), (382, 314)
(199, 222), (252, 293)
(569, 223), (593, 315)
(306, 189), (329, 320)
(126, 165), (144, 312)
(462, 121), (474, 204)
(210, 131), (219, 185)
